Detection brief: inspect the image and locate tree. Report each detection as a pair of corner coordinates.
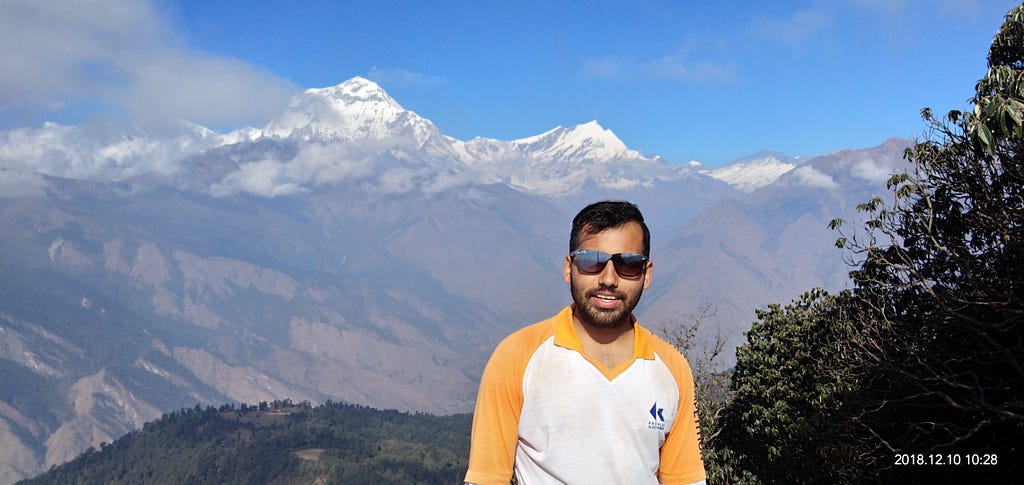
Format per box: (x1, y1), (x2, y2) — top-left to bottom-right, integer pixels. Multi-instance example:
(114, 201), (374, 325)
(663, 303), (758, 484)
(833, 3), (1024, 479)
(716, 289), (863, 484)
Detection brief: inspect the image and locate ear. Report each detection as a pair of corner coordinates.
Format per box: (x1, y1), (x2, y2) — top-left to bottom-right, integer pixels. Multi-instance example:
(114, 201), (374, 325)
(642, 261), (653, 289)
(563, 255), (573, 283)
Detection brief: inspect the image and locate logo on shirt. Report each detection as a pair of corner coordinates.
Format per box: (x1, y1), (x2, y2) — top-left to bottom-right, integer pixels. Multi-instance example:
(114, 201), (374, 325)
(647, 402), (666, 430)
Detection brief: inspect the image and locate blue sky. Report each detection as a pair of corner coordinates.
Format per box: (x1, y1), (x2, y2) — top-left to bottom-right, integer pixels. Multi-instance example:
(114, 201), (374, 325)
(0, 1), (1018, 167)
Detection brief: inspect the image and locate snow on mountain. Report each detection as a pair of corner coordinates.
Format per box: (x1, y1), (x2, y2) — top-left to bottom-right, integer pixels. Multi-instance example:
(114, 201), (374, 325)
(509, 120), (644, 163)
(0, 77), (703, 198)
(262, 77), (440, 145)
(455, 120), (693, 196)
(707, 151), (797, 192)
(232, 77), (702, 196)
(256, 76), (467, 170)
(220, 126), (264, 145)
(244, 78), (705, 196)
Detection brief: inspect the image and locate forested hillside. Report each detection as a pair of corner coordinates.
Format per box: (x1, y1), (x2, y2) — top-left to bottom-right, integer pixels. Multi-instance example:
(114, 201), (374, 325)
(693, 4), (1023, 483)
(19, 400), (470, 485)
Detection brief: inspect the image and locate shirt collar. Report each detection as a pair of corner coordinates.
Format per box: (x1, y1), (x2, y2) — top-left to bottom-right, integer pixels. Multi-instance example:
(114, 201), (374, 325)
(552, 305), (656, 360)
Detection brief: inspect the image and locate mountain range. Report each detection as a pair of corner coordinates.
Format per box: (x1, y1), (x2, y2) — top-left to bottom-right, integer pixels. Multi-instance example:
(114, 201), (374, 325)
(0, 76), (912, 483)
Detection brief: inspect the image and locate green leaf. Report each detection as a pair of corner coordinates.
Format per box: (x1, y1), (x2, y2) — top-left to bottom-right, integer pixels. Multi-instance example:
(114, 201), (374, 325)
(977, 123), (996, 154)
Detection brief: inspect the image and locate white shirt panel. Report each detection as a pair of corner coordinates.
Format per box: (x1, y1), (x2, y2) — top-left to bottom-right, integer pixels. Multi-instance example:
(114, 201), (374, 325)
(515, 336), (681, 484)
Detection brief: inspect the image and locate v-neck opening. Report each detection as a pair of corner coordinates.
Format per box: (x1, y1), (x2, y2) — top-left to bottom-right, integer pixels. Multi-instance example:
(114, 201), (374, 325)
(549, 306), (657, 381)
(584, 355), (637, 381)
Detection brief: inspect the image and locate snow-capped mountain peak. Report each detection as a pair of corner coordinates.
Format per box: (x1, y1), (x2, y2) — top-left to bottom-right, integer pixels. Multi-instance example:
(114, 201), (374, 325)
(2, 77), (753, 199)
(305, 76), (402, 108)
(510, 120), (645, 163)
(261, 77), (442, 146)
(449, 120), (688, 196)
(707, 152), (797, 192)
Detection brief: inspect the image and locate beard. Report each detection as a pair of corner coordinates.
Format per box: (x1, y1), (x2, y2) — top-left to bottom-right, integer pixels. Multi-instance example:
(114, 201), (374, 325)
(570, 274), (644, 329)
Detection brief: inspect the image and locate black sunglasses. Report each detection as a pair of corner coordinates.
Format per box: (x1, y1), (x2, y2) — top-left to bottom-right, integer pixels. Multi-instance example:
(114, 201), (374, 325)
(569, 249), (649, 278)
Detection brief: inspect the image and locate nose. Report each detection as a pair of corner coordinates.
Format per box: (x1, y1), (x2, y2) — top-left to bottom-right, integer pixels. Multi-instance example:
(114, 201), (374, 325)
(598, 258), (619, 287)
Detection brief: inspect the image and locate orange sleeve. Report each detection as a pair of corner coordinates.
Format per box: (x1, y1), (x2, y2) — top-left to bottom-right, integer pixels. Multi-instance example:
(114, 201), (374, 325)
(653, 342), (707, 485)
(465, 323), (549, 485)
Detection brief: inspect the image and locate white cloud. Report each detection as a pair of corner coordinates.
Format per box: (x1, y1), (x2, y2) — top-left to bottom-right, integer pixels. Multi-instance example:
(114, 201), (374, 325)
(0, 169), (48, 198)
(369, 166), (473, 196)
(376, 168), (419, 194)
(750, 4), (834, 48)
(0, 120), (220, 186)
(209, 142), (379, 198)
(0, 0), (295, 128)
(211, 159), (308, 198)
(423, 170), (474, 195)
(646, 49), (735, 83)
(582, 40), (734, 84)
(792, 166), (838, 189)
(0, 120), (455, 199)
(850, 157), (893, 183)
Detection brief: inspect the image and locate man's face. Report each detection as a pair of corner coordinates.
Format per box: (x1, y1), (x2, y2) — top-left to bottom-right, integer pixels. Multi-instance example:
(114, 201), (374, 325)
(563, 221), (653, 329)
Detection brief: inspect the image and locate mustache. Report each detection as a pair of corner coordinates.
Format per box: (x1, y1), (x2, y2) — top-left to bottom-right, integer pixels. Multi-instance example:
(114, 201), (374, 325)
(586, 286), (627, 300)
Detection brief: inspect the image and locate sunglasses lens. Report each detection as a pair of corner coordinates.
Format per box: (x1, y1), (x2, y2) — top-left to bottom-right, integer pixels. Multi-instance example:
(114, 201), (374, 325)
(614, 255), (646, 277)
(572, 251), (647, 277)
(573, 252), (607, 274)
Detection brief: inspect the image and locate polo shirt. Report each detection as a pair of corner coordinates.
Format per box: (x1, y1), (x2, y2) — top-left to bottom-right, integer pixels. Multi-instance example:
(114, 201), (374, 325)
(466, 306), (706, 485)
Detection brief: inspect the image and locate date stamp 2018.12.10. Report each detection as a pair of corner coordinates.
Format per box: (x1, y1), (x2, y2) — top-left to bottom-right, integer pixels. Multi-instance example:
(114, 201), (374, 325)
(894, 453), (999, 467)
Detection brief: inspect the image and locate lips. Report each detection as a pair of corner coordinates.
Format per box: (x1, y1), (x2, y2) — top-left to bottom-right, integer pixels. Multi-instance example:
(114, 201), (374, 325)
(589, 291), (622, 309)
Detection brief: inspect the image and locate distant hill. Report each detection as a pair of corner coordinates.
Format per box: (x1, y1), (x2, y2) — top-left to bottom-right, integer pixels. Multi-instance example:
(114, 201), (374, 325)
(18, 400), (471, 485)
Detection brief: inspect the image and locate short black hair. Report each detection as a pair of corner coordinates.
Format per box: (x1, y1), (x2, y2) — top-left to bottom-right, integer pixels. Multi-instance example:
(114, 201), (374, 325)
(569, 201), (651, 256)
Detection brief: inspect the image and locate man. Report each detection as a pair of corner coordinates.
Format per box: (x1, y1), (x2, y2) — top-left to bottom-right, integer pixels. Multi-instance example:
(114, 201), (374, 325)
(465, 201), (707, 485)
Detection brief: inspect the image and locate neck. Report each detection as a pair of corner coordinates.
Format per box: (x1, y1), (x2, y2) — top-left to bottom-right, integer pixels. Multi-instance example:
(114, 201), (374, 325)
(571, 309), (636, 370)
(572, 310), (634, 345)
